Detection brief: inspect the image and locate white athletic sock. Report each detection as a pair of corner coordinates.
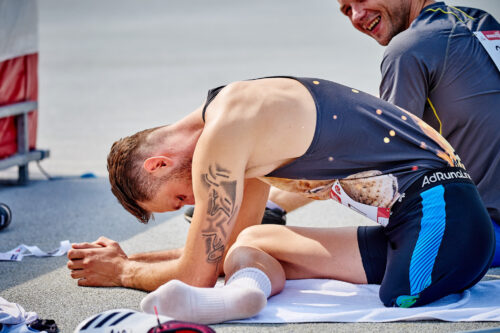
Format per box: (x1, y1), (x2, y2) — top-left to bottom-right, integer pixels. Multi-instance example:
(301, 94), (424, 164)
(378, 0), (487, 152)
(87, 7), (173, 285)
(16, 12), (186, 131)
(140, 267), (271, 325)
(266, 200), (285, 212)
(226, 267), (272, 297)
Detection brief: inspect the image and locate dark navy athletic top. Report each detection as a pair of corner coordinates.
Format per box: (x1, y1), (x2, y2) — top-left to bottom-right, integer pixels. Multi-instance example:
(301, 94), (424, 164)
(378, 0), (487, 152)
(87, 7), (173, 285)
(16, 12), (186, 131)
(380, 2), (500, 222)
(203, 77), (467, 218)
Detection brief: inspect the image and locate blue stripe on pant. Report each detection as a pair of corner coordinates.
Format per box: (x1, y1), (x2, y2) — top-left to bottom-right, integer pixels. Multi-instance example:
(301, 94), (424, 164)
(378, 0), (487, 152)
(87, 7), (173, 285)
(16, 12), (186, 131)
(409, 185), (446, 296)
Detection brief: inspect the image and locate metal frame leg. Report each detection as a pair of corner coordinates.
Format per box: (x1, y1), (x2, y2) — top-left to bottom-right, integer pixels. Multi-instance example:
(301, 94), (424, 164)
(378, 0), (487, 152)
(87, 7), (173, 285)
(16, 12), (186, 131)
(17, 111), (29, 184)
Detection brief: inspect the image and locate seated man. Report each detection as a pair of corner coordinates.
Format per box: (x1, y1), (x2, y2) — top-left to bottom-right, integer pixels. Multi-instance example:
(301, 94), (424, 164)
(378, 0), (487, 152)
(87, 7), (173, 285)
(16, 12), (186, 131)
(69, 77), (494, 323)
(251, 0), (500, 267)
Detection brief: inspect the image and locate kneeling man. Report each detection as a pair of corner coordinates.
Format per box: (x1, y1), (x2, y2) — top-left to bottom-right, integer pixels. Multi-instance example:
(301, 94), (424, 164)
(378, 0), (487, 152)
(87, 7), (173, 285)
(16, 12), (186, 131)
(72, 77), (495, 323)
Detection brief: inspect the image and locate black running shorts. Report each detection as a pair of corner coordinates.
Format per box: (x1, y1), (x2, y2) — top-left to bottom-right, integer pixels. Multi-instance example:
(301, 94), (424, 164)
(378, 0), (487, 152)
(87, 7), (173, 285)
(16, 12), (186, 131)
(357, 167), (495, 307)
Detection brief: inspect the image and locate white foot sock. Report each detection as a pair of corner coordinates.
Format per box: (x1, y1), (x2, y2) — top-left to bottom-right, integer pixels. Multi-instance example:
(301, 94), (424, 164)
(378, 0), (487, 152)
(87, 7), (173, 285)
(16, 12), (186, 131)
(140, 267), (272, 324)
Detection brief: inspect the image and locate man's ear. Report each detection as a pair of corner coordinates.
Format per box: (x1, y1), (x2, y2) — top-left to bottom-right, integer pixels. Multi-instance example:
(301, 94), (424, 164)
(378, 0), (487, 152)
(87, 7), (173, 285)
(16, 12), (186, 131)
(143, 156), (173, 173)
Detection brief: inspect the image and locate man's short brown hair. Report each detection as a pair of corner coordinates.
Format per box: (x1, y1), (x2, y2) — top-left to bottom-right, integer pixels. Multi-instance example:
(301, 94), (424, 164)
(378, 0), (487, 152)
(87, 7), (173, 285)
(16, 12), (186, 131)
(107, 126), (164, 223)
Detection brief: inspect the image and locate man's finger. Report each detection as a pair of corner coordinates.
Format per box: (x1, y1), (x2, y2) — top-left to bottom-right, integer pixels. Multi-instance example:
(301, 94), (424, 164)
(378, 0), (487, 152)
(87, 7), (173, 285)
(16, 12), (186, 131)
(70, 269), (86, 280)
(67, 259), (84, 270)
(77, 276), (111, 287)
(67, 249), (85, 260)
(67, 248), (97, 260)
(95, 236), (115, 247)
(72, 242), (103, 249)
(77, 277), (91, 287)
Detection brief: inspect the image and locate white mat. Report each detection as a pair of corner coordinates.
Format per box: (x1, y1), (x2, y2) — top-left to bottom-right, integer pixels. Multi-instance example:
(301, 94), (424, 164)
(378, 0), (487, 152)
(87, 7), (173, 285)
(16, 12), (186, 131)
(230, 279), (500, 323)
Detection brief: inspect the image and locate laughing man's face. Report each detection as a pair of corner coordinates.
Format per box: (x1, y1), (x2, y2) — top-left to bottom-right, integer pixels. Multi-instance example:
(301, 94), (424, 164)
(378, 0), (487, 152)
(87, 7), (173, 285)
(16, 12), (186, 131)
(338, 0), (412, 46)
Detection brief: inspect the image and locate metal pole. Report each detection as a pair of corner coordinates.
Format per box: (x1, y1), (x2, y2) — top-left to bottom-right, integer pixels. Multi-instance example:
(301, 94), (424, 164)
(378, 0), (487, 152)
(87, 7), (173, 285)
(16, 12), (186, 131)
(17, 112), (29, 184)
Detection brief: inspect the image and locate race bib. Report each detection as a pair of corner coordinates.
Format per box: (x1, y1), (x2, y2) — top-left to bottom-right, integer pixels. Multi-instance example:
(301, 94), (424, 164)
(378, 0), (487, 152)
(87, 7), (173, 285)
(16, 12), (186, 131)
(474, 30), (500, 72)
(330, 180), (390, 226)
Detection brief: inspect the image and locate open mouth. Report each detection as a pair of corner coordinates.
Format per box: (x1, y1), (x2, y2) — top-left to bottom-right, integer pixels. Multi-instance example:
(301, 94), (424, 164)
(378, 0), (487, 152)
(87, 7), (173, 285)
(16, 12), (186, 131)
(366, 16), (381, 31)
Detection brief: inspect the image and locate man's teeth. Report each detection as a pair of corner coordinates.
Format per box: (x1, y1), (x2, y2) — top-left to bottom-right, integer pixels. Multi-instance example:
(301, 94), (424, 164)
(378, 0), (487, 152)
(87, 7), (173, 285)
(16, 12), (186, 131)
(367, 16), (381, 31)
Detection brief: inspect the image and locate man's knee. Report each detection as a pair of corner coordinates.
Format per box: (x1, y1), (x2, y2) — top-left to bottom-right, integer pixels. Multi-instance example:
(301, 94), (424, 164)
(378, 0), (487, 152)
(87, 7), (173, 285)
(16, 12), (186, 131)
(234, 224), (274, 248)
(225, 225), (281, 274)
(380, 290), (421, 308)
(223, 244), (274, 278)
(378, 274), (470, 308)
(378, 284), (418, 308)
(377, 273), (427, 308)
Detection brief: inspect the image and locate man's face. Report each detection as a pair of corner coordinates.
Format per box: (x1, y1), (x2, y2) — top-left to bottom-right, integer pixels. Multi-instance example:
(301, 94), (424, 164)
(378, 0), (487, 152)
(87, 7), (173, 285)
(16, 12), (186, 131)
(338, 0), (412, 46)
(140, 177), (195, 213)
(139, 157), (195, 213)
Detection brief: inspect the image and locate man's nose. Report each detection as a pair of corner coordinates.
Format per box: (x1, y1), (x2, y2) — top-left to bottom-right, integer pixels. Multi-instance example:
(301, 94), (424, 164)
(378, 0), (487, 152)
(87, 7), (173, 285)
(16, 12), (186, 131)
(351, 3), (366, 24)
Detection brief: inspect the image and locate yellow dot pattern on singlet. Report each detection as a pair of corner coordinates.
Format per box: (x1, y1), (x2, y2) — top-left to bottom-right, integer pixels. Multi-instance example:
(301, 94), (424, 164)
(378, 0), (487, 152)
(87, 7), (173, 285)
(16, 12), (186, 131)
(401, 115), (407, 121)
(352, 89), (359, 93)
(389, 130), (396, 137)
(333, 115), (338, 120)
(328, 156), (334, 162)
(384, 137), (390, 143)
(313, 81), (320, 85)
(376, 109), (383, 115)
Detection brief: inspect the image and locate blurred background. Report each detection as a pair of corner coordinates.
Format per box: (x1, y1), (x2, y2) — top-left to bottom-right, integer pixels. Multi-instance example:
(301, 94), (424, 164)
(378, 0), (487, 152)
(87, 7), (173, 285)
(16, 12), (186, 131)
(2, 0), (499, 179)
(1, 3), (499, 330)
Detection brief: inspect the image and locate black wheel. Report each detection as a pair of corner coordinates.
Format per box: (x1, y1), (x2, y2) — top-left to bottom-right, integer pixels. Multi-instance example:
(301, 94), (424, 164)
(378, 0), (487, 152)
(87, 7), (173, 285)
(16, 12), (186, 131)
(0, 203), (12, 231)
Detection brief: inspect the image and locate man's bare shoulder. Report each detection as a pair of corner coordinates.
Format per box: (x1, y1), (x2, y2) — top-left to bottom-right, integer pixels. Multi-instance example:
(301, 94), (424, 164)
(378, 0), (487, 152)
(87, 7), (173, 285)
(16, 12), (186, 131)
(199, 77), (316, 176)
(204, 78), (312, 125)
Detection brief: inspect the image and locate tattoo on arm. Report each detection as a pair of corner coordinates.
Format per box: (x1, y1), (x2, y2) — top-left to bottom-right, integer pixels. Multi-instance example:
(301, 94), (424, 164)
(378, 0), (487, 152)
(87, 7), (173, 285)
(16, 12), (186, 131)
(200, 164), (239, 268)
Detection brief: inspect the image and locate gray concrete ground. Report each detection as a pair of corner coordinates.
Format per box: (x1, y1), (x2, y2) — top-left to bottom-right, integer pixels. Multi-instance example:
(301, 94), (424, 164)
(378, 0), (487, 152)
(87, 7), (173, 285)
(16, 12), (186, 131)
(1, 0), (500, 332)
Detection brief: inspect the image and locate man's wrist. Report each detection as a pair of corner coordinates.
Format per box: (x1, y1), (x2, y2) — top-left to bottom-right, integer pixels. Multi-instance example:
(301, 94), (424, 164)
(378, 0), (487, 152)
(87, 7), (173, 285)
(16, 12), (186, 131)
(119, 259), (135, 288)
(128, 252), (145, 261)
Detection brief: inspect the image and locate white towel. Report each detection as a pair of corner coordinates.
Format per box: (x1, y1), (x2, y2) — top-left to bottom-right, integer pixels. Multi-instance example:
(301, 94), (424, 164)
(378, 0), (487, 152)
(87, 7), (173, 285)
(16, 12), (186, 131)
(0, 297), (37, 325)
(229, 279), (500, 323)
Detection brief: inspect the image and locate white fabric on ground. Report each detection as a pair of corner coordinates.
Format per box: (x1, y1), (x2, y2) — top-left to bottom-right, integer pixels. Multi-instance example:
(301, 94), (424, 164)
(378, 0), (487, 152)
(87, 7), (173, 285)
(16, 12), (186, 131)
(227, 279), (500, 323)
(0, 240), (71, 261)
(0, 323), (38, 333)
(0, 297), (37, 325)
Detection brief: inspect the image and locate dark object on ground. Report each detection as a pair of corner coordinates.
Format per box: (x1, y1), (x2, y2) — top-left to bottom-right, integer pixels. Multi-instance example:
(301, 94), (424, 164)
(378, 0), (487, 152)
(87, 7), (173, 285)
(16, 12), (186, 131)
(0, 203), (12, 231)
(29, 319), (59, 333)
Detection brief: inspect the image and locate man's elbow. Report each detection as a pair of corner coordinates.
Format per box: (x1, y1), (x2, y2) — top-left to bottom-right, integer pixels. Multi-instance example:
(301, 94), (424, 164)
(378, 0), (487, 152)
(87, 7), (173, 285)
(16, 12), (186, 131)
(176, 259), (220, 288)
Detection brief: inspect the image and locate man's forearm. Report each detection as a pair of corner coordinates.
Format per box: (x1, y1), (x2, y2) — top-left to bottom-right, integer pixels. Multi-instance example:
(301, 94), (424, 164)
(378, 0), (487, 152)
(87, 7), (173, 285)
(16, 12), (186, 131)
(67, 239), (205, 291)
(121, 258), (184, 291)
(121, 254), (222, 291)
(129, 247), (184, 263)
